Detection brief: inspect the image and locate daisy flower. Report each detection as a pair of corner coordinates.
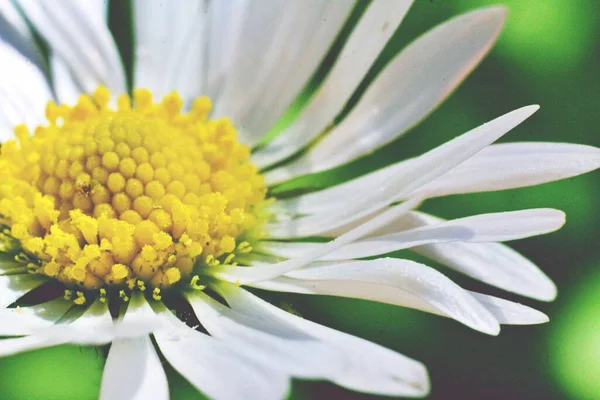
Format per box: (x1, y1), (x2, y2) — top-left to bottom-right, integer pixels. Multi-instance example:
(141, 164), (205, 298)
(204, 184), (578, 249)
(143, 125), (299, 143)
(0, 1), (598, 399)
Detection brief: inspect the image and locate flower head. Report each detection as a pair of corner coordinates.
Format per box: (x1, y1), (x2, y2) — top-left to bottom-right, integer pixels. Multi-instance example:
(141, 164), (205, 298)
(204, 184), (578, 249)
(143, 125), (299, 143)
(0, 1), (599, 399)
(1, 86), (268, 303)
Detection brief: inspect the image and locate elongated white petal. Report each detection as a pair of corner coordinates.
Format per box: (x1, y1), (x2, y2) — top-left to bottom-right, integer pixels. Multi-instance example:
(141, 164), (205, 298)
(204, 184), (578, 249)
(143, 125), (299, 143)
(113, 292), (172, 339)
(269, 7), (507, 178)
(0, 40), (52, 137)
(133, 0), (206, 102)
(50, 55), (81, 104)
(78, 0), (108, 21)
(0, 274), (46, 308)
(212, 0), (354, 145)
(0, 334), (62, 357)
(100, 336), (168, 400)
(204, 0), (249, 100)
(210, 197), (421, 284)
(154, 312), (290, 400)
(215, 284), (430, 397)
(50, 0), (107, 104)
(262, 208), (565, 260)
(39, 298), (115, 345)
(470, 292), (548, 325)
(273, 141), (600, 217)
(34, 296), (163, 345)
(405, 142), (600, 198)
(267, 106), (539, 238)
(16, 0), (126, 93)
(405, 211), (557, 301)
(253, 0), (413, 167)
(227, 1), (355, 142)
(186, 291), (344, 379)
(0, 298), (71, 336)
(271, 160), (403, 216)
(251, 258), (500, 335)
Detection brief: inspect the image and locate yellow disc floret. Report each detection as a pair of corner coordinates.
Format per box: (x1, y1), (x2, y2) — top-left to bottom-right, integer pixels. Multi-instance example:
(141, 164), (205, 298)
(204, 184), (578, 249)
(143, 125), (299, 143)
(0, 87), (267, 296)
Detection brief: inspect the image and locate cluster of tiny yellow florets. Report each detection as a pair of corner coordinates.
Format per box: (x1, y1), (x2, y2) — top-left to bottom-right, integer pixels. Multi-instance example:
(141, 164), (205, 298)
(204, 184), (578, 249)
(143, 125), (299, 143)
(0, 86), (267, 300)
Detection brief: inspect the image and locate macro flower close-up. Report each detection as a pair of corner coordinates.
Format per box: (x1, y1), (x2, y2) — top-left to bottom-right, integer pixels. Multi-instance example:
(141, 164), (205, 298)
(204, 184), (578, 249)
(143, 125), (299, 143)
(1, 1), (599, 399)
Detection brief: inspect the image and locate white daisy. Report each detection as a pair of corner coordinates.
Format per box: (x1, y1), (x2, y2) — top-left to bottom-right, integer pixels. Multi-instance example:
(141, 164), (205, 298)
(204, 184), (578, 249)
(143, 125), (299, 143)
(0, 1), (598, 399)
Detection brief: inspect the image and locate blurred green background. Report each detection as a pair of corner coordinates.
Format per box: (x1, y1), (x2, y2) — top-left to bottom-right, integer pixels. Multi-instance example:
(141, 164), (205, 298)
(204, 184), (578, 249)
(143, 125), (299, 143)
(1, 0), (600, 399)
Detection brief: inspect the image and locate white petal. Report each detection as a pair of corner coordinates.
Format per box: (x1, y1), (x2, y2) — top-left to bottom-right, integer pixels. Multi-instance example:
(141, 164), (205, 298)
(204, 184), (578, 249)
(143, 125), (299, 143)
(373, 208), (566, 242)
(406, 142), (600, 198)
(79, 0), (109, 21)
(100, 336), (168, 400)
(204, 0), (249, 100)
(113, 292), (172, 339)
(215, 283), (430, 397)
(0, 298), (71, 336)
(0, 274), (46, 308)
(0, 40), (52, 137)
(39, 298), (115, 345)
(267, 106), (539, 237)
(272, 141), (598, 216)
(262, 208), (565, 260)
(252, 0), (413, 167)
(0, 334), (61, 357)
(50, 55), (81, 104)
(154, 309), (290, 400)
(16, 0), (126, 93)
(211, 0), (354, 145)
(250, 258), (500, 335)
(470, 292), (548, 325)
(210, 197), (421, 284)
(132, 0), (205, 101)
(50, 0), (108, 104)
(405, 211), (557, 301)
(272, 7), (508, 177)
(186, 291), (345, 379)
(35, 297), (163, 345)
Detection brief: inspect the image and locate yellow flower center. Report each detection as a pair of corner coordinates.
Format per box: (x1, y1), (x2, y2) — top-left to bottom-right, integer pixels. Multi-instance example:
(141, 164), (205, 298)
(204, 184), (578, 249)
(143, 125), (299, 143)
(0, 87), (268, 303)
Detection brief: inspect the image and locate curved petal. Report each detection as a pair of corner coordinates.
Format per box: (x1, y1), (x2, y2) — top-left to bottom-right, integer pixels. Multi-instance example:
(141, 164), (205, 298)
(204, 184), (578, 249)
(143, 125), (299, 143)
(215, 283), (430, 397)
(252, 0), (413, 166)
(405, 211), (557, 301)
(211, 0), (354, 145)
(469, 292), (548, 325)
(16, 0), (126, 93)
(266, 106), (539, 238)
(269, 7), (507, 177)
(0, 334), (60, 357)
(186, 291), (345, 379)
(272, 141), (600, 216)
(261, 208), (565, 260)
(100, 336), (169, 400)
(210, 197), (421, 284)
(154, 308), (290, 400)
(250, 258), (500, 335)
(405, 142), (600, 199)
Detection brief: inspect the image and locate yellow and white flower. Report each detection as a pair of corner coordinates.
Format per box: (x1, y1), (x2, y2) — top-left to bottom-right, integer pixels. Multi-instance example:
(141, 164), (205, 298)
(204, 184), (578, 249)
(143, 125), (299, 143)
(0, 1), (598, 399)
